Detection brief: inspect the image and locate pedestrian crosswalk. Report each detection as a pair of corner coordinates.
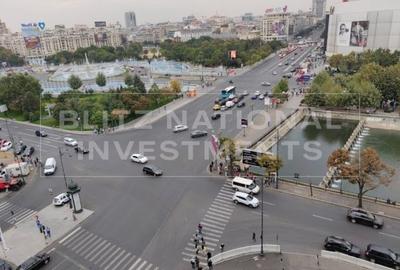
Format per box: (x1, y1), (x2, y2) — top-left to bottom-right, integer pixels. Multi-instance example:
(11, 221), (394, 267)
(0, 201), (36, 225)
(59, 227), (160, 270)
(181, 179), (236, 266)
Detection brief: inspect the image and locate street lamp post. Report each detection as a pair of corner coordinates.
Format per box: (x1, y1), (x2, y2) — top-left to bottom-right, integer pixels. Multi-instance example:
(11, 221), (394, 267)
(260, 174), (264, 256)
(58, 147), (68, 190)
(275, 128), (280, 189)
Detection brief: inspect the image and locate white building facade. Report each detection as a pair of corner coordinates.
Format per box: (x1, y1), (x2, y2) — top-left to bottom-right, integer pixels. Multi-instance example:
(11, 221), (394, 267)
(261, 11), (290, 42)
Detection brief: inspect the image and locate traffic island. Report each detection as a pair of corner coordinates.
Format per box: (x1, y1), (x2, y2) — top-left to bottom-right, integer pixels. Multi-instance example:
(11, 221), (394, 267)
(0, 204), (93, 266)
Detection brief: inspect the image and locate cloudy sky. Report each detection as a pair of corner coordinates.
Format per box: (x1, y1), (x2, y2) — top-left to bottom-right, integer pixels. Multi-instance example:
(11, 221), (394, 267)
(1, 0), (340, 32)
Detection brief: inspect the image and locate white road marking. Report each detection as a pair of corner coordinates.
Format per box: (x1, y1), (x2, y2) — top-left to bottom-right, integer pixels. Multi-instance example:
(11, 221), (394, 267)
(251, 211), (269, 217)
(312, 214), (333, 222)
(128, 258), (142, 270)
(379, 232), (400, 240)
(263, 201), (276, 206)
(59, 227), (81, 244)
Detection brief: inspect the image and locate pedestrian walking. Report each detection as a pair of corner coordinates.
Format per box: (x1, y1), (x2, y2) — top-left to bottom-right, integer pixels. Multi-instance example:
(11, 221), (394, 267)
(198, 223), (203, 234)
(220, 243), (224, 252)
(252, 232), (256, 241)
(207, 259), (213, 269)
(201, 236), (204, 244)
(195, 256), (199, 268)
(46, 227), (51, 238)
(10, 210), (14, 216)
(207, 251), (212, 259)
(190, 257), (195, 269)
(201, 243), (205, 250)
(39, 224), (43, 234)
(194, 238), (198, 249)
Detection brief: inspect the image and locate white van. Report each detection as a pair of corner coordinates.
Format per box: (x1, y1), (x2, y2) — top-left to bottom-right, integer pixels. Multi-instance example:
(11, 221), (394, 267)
(231, 176), (260, 194)
(44, 158), (57, 176)
(0, 162), (30, 178)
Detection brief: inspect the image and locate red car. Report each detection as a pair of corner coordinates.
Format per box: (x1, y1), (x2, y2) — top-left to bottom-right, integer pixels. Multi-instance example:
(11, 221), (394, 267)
(0, 181), (10, 191)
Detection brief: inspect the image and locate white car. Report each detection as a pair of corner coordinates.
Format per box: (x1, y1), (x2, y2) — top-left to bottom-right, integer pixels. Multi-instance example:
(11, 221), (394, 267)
(53, 193), (70, 206)
(228, 94), (236, 100)
(226, 100), (235, 108)
(232, 191), (259, 208)
(261, 82), (271, 86)
(220, 105), (227, 111)
(278, 63), (283, 66)
(130, 153), (148, 164)
(173, 124), (188, 133)
(254, 91), (260, 96)
(242, 91), (249, 96)
(272, 71), (278, 75)
(258, 94), (265, 100)
(0, 141), (12, 152)
(64, 137), (78, 147)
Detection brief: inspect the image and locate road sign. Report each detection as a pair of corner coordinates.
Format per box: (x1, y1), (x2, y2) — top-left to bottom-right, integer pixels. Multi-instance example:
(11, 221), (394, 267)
(242, 149), (262, 166)
(241, 118), (248, 128)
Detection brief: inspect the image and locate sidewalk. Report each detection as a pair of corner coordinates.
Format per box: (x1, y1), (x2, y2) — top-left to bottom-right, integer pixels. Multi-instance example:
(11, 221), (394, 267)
(0, 204), (93, 266)
(275, 180), (400, 220)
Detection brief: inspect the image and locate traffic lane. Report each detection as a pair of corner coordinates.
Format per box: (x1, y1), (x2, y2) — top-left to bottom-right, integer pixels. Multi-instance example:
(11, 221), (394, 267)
(223, 189), (400, 253)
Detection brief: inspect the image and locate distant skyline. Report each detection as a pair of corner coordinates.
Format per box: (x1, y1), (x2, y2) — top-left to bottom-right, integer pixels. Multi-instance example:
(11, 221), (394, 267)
(1, 0), (340, 32)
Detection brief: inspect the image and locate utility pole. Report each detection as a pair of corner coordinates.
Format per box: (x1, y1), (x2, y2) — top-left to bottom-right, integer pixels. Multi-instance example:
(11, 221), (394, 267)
(58, 147), (68, 190)
(260, 173), (264, 256)
(275, 128), (280, 189)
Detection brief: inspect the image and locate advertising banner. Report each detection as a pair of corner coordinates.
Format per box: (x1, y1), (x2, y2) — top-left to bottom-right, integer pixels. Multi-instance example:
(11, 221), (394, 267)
(21, 23), (41, 49)
(350, 21), (369, 47)
(95, 21), (107, 27)
(336, 22), (351, 46)
(94, 32), (108, 42)
(271, 20), (287, 36)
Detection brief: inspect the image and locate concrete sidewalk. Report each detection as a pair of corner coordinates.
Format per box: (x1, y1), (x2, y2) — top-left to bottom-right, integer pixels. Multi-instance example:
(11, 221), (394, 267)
(0, 204), (93, 266)
(275, 180), (400, 220)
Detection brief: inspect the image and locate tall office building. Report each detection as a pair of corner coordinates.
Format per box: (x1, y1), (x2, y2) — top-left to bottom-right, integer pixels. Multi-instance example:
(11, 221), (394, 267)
(312, 0), (327, 18)
(125, 12), (137, 29)
(0, 19), (9, 35)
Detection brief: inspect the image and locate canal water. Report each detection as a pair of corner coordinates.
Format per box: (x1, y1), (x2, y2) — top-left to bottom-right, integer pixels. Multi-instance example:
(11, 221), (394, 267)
(273, 117), (400, 201)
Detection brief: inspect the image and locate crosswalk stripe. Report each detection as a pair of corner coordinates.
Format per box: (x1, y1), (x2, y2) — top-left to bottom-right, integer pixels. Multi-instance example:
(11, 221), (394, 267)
(207, 208), (232, 218)
(99, 247), (122, 267)
(110, 252), (131, 270)
(104, 249), (125, 270)
(207, 210), (231, 220)
(219, 189), (234, 195)
(216, 194), (231, 200)
(0, 205), (16, 217)
(6, 209), (33, 222)
(68, 232), (94, 250)
(93, 244), (117, 265)
(218, 191), (233, 198)
(209, 204), (234, 212)
(213, 198), (231, 204)
(204, 212), (229, 225)
(144, 263), (153, 270)
(80, 237), (103, 257)
(59, 227), (81, 244)
(62, 229), (86, 246)
(83, 239), (107, 259)
(128, 258), (142, 270)
(0, 202), (11, 211)
(89, 242), (112, 262)
(187, 243), (215, 251)
(223, 184), (231, 188)
(203, 216), (227, 226)
(202, 226), (223, 235)
(14, 210), (36, 225)
(74, 234), (99, 254)
(136, 260), (147, 270)
(211, 199), (234, 208)
(120, 255), (136, 270)
(0, 202), (8, 208)
(194, 231), (221, 238)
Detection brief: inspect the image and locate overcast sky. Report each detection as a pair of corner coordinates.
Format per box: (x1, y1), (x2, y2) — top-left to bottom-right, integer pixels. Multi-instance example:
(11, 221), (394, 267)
(1, 0), (340, 32)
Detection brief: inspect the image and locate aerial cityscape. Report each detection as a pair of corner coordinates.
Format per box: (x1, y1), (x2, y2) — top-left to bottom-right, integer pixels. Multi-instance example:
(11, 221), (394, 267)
(0, 0), (400, 269)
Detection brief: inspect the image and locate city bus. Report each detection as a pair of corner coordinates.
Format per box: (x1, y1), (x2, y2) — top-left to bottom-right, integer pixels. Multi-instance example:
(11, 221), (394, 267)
(220, 86), (236, 99)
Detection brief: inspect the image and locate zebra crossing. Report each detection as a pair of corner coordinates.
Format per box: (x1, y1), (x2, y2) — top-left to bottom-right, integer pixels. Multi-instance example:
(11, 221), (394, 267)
(181, 179), (236, 266)
(59, 227), (160, 270)
(0, 201), (36, 225)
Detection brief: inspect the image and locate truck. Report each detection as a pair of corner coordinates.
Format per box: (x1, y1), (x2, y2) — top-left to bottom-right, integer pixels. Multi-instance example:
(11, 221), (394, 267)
(0, 162), (30, 178)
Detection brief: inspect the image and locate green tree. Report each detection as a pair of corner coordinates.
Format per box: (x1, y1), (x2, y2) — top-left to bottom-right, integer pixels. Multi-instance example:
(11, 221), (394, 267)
(328, 148), (394, 208)
(169, 79), (182, 93)
(0, 46), (25, 66)
(68, 75), (83, 90)
(124, 73), (134, 87)
(257, 153), (283, 181)
(96, 72), (107, 87)
(133, 74), (146, 94)
(272, 79), (289, 100)
(219, 137), (237, 177)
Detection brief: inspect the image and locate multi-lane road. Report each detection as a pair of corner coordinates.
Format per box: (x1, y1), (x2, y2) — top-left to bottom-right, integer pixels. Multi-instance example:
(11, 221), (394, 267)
(1, 37), (399, 270)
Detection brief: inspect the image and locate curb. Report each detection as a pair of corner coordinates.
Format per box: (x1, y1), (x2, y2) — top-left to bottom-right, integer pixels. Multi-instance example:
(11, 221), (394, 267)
(271, 187), (400, 222)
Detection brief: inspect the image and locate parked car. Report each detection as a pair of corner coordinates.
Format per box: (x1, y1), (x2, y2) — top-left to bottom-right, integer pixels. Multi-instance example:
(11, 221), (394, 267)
(16, 253), (50, 270)
(143, 165), (163, 176)
(237, 102), (245, 108)
(211, 113), (221, 120)
(173, 124), (188, 133)
(191, 130), (208, 138)
(220, 105), (227, 111)
(35, 130), (47, 137)
(22, 146), (35, 157)
(324, 236), (361, 257)
(74, 146), (89, 154)
(53, 193), (70, 206)
(347, 208), (383, 229)
(365, 244), (400, 269)
(0, 181), (10, 192)
(15, 144), (27, 155)
(0, 141), (12, 152)
(130, 153), (148, 164)
(251, 95), (258, 100)
(232, 192), (259, 208)
(258, 94), (265, 100)
(64, 137), (78, 147)
(254, 91), (260, 96)
(213, 104), (221, 111)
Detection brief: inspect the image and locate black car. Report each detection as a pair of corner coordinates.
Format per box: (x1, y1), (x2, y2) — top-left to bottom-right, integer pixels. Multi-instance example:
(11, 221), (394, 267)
(74, 146), (89, 154)
(17, 253), (50, 270)
(191, 130), (208, 138)
(324, 236), (361, 257)
(143, 165), (163, 176)
(237, 94), (245, 102)
(365, 244), (400, 269)
(237, 102), (245, 108)
(346, 208), (383, 229)
(35, 130), (47, 137)
(22, 146), (35, 157)
(15, 144), (27, 155)
(0, 259), (12, 270)
(211, 113), (221, 120)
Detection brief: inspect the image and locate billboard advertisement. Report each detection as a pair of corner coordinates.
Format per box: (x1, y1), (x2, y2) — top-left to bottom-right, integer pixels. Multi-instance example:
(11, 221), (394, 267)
(95, 21), (107, 27)
(350, 21), (369, 47)
(271, 20), (287, 36)
(336, 22), (351, 46)
(94, 32), (108, 42)
(21, 23), (41, 49)
(229, 50), (237, 59)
